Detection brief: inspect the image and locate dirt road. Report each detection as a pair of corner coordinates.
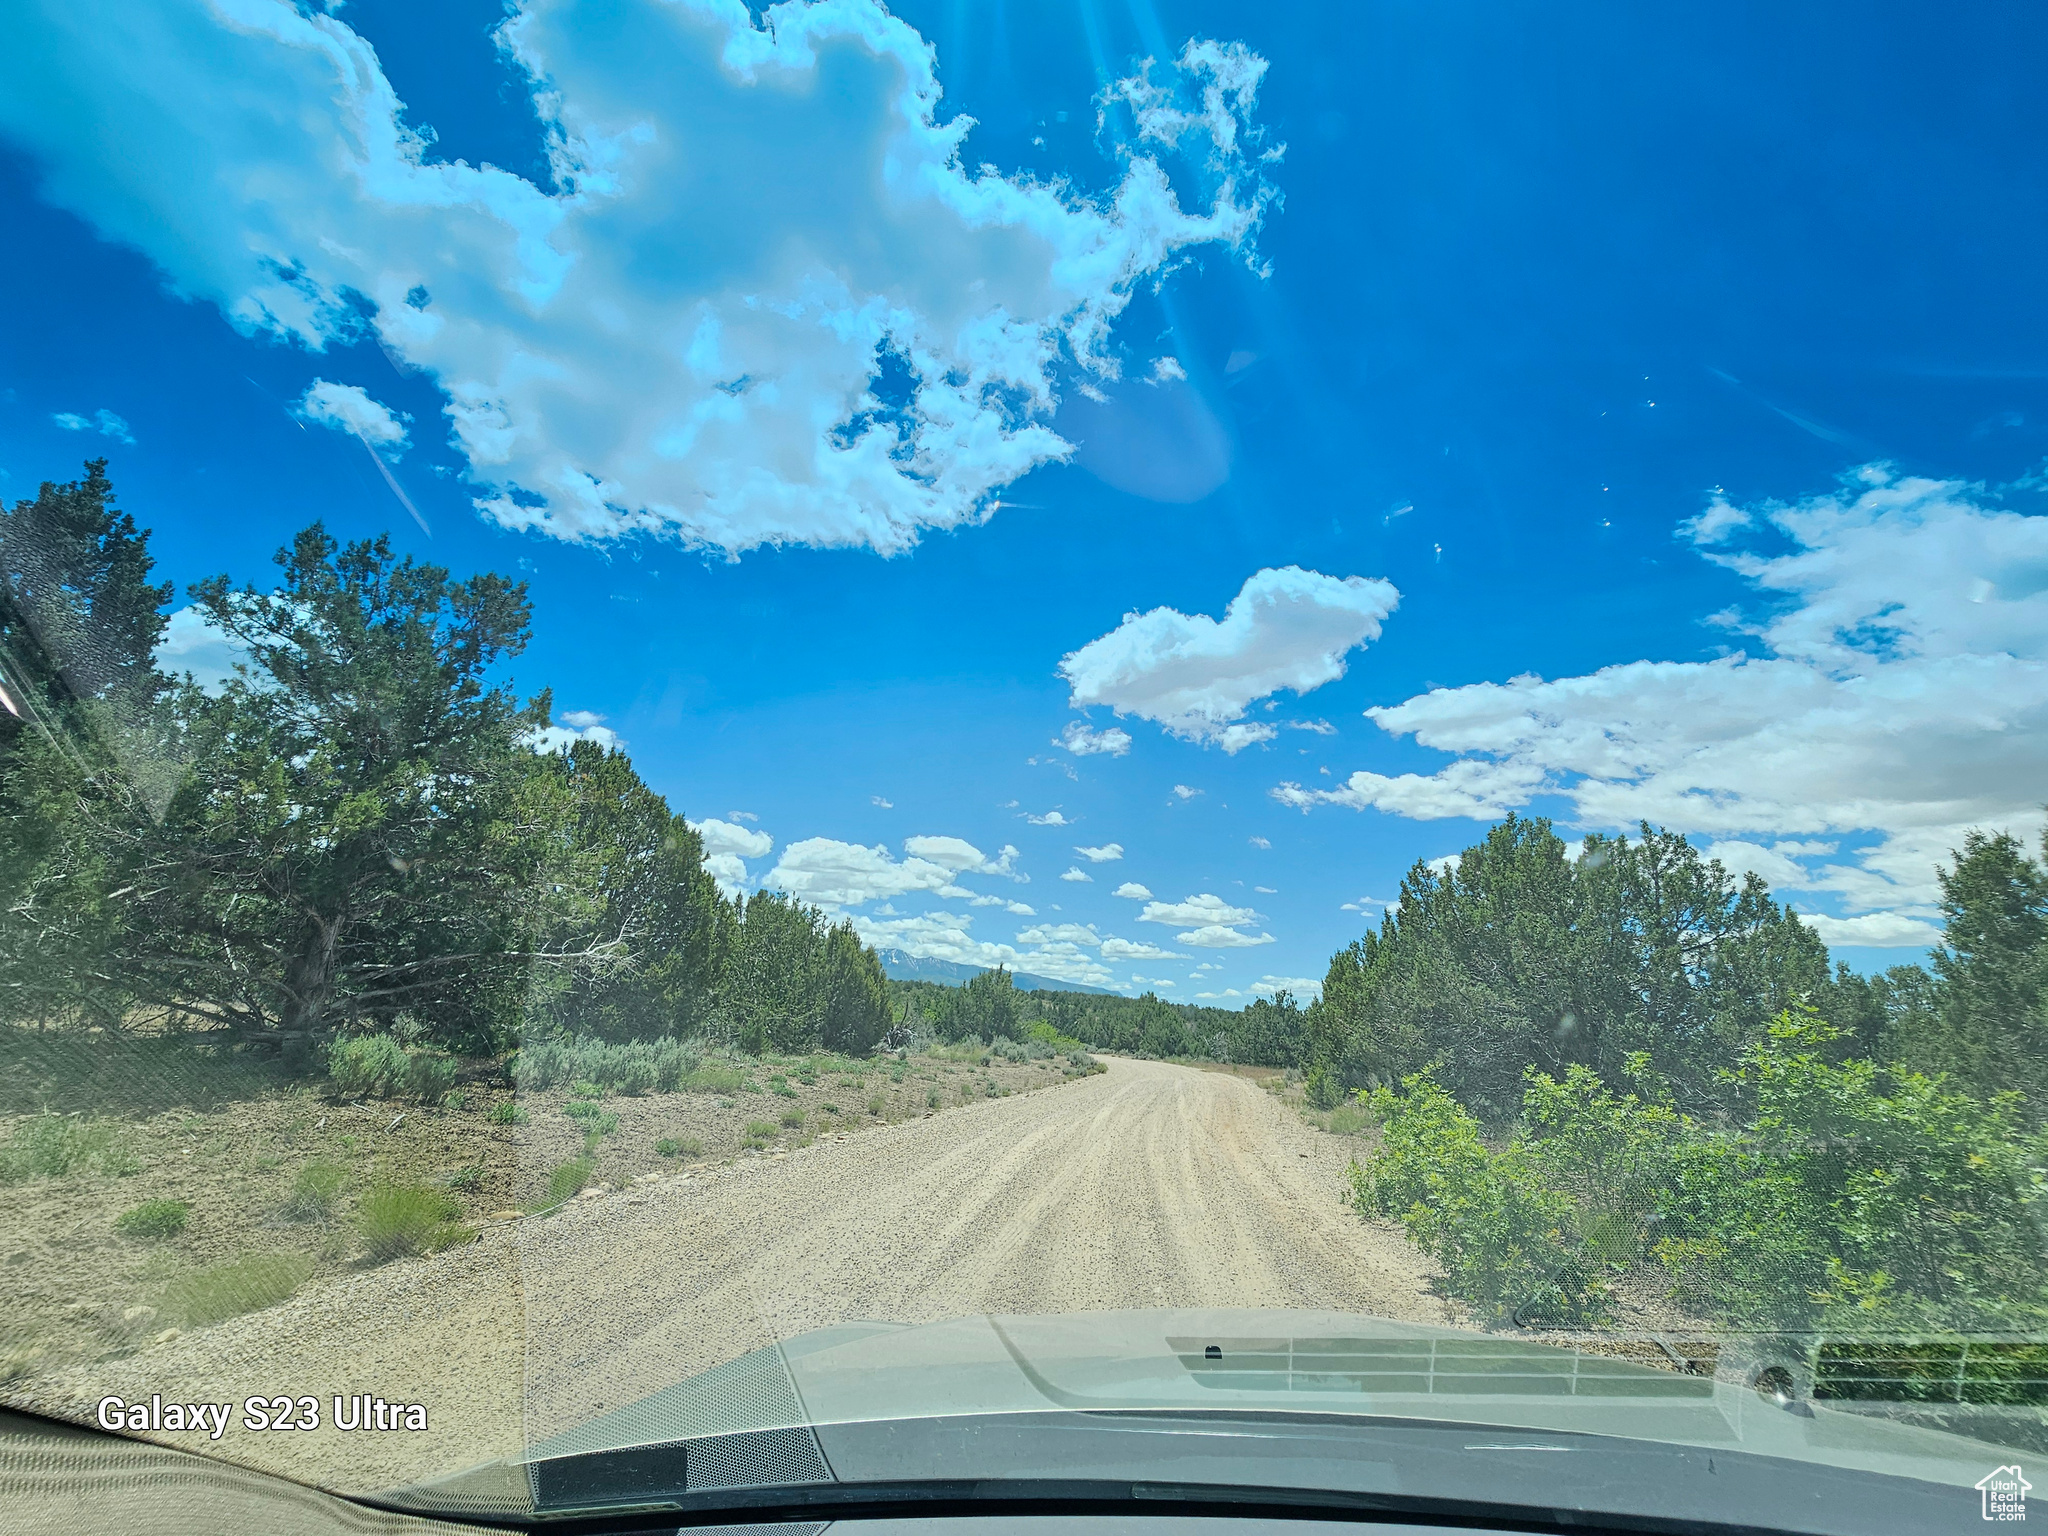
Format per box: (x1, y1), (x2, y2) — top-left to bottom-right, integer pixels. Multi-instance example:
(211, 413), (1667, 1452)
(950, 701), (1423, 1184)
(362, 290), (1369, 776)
(28, 1056), (1451, 1492)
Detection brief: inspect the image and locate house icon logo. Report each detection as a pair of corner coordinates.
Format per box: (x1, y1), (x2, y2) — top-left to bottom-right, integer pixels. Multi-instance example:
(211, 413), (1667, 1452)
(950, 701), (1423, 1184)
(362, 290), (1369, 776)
(1978, 1465), (2030, 1521)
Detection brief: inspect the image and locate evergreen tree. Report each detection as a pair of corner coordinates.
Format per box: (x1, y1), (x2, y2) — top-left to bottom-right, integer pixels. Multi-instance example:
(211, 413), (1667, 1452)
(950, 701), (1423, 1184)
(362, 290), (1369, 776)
(1921, 830), (2048, 1108)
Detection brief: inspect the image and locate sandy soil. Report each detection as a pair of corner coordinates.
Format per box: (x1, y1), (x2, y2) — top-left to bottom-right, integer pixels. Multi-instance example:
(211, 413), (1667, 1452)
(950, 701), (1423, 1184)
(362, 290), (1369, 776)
(14, 1056), (1451, 1495)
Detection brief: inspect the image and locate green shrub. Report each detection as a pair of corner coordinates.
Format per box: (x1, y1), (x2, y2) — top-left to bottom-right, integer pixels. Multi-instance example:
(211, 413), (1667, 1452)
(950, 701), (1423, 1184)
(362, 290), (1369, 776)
(115, 1199), (190, 1239)
(741, 1136), (769, 1151)
(866, 1094), (885, 1116)
(1636, 1013), (2048, 1331)
(655, 1136), (703, 1158)
(778, 1108), (805, 1129)
(926, 1088), (941, 1109)
(329, 1035), (455, 1101)
(163, 1254), (314, 1327)
(444, 1165), (484, 1193)
(1303, 1066), (1343, 1111)
(821, 1102), (841, 1115)
(563, 1098), (604, 1123)
(327, 1034), (408, 1097)
(356, 1183), (472, 1263)
(486, 1100), (528, 1125)
(0, 1115), (136, 1181)
(1353, 1074), (1608, 1325)
(405, 1053), (457, 1102)
(745, 1119), (780, 1139)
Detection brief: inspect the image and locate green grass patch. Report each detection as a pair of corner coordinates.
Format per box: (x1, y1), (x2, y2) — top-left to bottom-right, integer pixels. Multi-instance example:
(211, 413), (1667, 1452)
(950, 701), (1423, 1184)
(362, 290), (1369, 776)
(745, 1119), (780, 1139)
(281, 1160), (347, 1222)
(541, 1159), (594, 1207)
(163, 1254), (314, 1327)
(655, 1136), (703, 1158)
(1327, 1103), (1370, 1135)
(0, 1115), (138, 1181)
(356, 1183), (472, 1263)
(866, 1094), (885, 1116)
(115, 1199), (190, 1240)
(486, 1100), (528, 1125)
(683, 1063), (745, 1094)
(778, 1108), (806, 1129)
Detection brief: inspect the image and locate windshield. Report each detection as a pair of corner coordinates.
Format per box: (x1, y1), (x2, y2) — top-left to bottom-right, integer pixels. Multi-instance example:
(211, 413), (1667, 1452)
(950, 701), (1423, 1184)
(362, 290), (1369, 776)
(2, 2), (2046, 1532)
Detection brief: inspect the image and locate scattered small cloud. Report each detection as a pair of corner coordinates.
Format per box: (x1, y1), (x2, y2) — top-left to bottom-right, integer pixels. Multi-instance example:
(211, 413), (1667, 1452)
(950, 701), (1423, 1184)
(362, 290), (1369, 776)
(728, 810), (759, 823)
(1059, 866), (1093, 882)
(1147, 356), (1188, 384)
(1254, 885), (1276, 894)
(1247, 835), (1271, 849)
(52, 408), (134, 443)
(1113, 881), (1153, 899)
(1074, 842), (1124, 862)
(1026, 809), (1072, 826)
(871, 795), (894, 808)
(1058, 720), (1134, 757)
(1172, 784), (1202, 800)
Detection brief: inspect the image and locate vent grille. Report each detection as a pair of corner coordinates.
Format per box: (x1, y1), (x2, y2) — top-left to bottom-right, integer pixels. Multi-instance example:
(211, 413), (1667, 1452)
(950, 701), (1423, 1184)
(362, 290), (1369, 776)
(686, 1425), (831, 1491)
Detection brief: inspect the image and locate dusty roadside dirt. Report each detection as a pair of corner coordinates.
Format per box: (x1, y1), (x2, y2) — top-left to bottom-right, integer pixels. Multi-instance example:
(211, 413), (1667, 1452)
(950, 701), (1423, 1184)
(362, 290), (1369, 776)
(15, 1056), (1451, 1495)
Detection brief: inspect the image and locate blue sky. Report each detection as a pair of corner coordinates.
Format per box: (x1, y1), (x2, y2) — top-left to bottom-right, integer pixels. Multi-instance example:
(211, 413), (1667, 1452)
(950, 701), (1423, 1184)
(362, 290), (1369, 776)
(4, 0), (2048, 998)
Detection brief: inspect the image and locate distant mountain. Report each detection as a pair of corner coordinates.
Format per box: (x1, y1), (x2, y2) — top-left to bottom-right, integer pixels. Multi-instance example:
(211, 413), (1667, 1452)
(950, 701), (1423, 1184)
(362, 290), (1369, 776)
(874, 948), (1114, 996)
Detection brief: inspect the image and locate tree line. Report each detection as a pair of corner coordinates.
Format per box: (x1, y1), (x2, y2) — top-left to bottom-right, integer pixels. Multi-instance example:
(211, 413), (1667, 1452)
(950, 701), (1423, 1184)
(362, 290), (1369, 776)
(1300, 811), (2047, 1122)
(0, 462), (890, 1061)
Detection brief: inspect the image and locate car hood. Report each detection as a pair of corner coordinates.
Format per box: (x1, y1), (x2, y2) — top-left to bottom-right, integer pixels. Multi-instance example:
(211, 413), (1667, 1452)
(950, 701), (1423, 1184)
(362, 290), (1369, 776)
(390, 1308), (2024, 1525)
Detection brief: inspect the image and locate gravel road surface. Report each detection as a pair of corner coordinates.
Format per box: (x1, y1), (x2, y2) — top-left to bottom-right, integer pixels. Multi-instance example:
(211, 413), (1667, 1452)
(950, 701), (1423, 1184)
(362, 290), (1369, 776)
(26, 1056), (1451, 1493)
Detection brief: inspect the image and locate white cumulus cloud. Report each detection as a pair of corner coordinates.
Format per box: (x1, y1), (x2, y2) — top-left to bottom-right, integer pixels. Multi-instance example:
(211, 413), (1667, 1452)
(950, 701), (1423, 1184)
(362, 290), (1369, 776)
(296, 378), (411, 459)
(1178, 926), (1275, 948)
(1271, 466), (2048, 921)
(1137, 892), (1257, 928)
(1060, 566), (1400, 751)
(687, 814), (774, 895)
(691, 817), (775, 860)
(1059, 866), (1093, 882)
(1798, 911), (1944, 948)
(0, 2), (1280, 557)
(1026, 809), (1072, 826)
(766, 837), (953, 908)
(1101, 936), (1181, 961)
(1074, 842), (1124, 862)
(1113, 881), (1153, 899)
(1252, 974), (1320, 997)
